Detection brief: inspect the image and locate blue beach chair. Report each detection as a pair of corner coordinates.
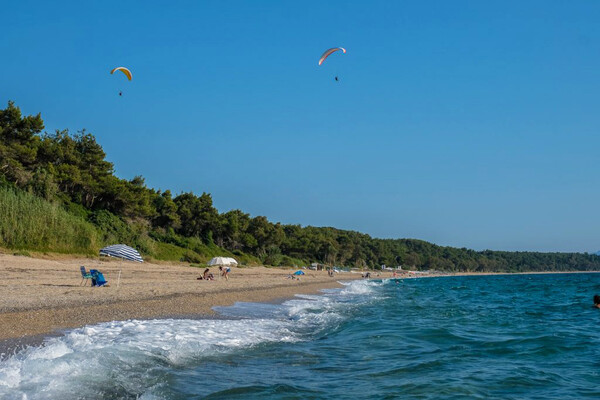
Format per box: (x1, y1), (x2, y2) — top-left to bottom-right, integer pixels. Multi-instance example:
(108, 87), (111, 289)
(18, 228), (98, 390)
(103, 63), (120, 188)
(80, 266), (93, 286)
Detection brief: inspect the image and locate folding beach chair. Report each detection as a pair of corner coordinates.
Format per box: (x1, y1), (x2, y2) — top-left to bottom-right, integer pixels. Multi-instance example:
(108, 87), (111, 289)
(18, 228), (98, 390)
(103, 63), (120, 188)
(80, 266), (93, 286)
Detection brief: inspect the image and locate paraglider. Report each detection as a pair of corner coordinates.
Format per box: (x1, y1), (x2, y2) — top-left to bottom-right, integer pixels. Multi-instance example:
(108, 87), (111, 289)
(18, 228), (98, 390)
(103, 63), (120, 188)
(110, 67), (132, 97)
(319, 48), (346, 82)
(110, 67), (132, 81)
(318, 47), (346, 66)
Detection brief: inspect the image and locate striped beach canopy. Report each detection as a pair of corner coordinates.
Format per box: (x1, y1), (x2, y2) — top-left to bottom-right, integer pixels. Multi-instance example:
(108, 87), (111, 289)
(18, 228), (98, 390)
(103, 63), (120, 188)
(99, 244), (143, 263)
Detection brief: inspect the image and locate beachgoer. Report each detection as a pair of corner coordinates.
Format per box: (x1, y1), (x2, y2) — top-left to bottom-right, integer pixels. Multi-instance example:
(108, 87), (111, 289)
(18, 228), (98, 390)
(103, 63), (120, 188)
(203, 268), (214, 281)
(90, 269), (108, 287)
(594, 294), (600, 308)
(219, 266), (230, 280)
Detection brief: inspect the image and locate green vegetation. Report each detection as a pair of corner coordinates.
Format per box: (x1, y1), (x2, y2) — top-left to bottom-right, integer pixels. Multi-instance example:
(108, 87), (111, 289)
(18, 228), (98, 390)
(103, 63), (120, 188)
(0, 186), (98, 254)
(1, 100), (600, 271)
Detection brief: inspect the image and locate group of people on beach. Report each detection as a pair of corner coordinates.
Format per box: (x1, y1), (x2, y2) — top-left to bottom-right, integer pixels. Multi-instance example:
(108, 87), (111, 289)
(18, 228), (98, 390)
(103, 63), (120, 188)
(197, 266), (230, 281)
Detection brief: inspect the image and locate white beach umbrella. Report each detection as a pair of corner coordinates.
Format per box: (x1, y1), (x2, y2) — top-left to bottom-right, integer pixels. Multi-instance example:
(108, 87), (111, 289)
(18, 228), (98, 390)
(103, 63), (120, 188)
(207, 257), (238, 266)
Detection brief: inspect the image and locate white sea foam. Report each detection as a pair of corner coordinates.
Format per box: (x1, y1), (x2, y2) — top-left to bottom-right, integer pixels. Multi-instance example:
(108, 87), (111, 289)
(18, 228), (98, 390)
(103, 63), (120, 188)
(0, 279), (378, 399)
(339, 278), (383, 295)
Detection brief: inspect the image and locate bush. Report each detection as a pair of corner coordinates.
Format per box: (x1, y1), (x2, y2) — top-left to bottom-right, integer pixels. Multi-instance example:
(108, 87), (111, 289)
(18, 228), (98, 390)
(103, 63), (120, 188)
(90, 210), (136, 245)
(151, 242), (188, 261)
(181, 250), (202, 263)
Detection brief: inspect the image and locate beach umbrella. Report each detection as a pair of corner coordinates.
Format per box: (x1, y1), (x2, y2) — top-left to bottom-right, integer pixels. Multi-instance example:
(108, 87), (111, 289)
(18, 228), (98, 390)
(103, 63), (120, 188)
(99, 244), (143, 263)
(207, 257), (238, 266)
(293, 270), (305, 276)
(99, 244), (143, 289)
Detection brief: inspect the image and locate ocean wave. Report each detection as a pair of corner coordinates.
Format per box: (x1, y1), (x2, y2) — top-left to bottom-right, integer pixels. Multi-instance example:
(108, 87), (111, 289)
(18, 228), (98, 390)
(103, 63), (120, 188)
(0, 279), (378, 399)
(339, 279), (383, 295)
(0, 318), (296, 399)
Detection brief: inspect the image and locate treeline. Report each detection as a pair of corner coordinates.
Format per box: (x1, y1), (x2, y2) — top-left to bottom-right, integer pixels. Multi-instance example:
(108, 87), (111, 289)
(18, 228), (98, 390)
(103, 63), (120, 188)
(1, 101), (599, 271)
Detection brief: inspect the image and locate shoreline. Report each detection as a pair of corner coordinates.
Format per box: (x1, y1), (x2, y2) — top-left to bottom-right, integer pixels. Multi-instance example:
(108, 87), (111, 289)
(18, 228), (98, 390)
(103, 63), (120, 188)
(0, 253), (364, 344)
(1, 253), (598, 347)
(0, 280), (350, 342)
(0, 282), (347, 357)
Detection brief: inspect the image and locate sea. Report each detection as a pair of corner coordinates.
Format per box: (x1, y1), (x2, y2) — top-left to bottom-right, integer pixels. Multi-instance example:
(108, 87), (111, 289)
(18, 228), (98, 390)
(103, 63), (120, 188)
(1, 273), (599, 399)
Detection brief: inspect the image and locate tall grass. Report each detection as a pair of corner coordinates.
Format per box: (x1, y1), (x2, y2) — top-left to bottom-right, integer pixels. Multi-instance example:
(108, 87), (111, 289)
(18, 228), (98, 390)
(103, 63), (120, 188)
(0, 186), (98, 254)
(0, 186), (262, 263)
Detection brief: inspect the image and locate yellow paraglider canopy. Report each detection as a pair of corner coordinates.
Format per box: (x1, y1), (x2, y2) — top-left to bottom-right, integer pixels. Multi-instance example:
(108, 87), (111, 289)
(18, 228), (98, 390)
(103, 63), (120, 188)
(110, 67), (132, 81)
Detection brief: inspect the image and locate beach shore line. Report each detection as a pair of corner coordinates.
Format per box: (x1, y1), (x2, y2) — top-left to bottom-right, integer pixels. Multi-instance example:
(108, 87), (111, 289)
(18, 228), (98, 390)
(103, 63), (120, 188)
(1, 253), (597, 344)
(0, 253), (367, 342)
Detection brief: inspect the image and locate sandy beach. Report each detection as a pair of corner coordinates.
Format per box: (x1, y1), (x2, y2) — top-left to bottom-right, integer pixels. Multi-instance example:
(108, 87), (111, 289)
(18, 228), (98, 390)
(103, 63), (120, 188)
(0, 253), (369, 342)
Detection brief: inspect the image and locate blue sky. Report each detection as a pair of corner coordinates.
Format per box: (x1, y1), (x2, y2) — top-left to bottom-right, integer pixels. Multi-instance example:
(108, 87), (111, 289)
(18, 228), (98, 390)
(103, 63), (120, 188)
(3, 1), (600, 252)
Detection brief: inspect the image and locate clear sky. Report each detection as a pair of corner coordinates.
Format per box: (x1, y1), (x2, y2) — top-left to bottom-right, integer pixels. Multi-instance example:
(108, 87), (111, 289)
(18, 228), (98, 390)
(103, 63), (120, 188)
(3, 1), (600, 252)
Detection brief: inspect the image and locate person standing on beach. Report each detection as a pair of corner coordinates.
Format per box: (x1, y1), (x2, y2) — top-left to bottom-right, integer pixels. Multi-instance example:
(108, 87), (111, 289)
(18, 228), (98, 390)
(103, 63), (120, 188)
(219, 266), (230, 280)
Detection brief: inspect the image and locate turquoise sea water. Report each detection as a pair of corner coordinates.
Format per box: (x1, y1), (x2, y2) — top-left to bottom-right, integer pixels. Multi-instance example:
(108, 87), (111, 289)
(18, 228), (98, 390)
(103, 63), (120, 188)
(1, 273), (600, 399)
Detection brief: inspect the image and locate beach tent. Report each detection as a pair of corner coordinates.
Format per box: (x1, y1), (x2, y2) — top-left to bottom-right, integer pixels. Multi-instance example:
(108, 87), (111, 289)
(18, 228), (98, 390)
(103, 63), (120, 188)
(99, 244), (143, 263)
(293, 270), (305, 276)
(207, 257), (238, 267)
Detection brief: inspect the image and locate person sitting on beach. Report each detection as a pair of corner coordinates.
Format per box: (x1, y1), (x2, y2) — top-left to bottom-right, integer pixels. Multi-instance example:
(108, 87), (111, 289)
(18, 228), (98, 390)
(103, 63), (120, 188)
(594, 294), (600, 308)
(90, 269), (108, 287)
(201, 268), (214, 280)
(219, 266), (230, 281)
